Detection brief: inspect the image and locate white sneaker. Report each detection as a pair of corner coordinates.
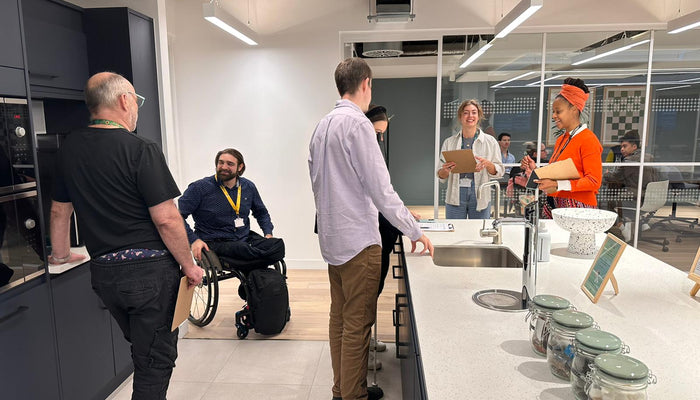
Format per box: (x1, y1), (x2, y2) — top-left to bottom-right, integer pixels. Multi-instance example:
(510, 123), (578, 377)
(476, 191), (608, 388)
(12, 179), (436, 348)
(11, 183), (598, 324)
(368, 353), (382, 370)
(370, 337), (387, 352)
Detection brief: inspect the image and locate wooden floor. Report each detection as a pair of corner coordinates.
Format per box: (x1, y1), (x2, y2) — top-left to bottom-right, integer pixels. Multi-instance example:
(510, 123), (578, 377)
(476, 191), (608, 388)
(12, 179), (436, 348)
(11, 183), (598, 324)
(185, 266), (398, 342)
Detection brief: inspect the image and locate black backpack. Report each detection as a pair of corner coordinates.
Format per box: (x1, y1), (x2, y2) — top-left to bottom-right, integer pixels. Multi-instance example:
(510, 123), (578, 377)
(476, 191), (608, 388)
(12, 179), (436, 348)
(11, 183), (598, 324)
(246, 268), (290, 335)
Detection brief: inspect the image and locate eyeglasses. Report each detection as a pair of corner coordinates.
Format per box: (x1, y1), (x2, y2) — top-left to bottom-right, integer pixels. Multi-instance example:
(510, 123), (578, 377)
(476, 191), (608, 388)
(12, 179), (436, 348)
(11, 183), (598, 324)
(126, 92), (146, 108)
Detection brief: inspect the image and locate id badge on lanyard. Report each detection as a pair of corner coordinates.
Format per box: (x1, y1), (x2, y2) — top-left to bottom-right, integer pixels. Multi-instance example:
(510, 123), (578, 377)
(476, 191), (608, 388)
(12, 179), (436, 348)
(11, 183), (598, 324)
(218, 179), (244, 227)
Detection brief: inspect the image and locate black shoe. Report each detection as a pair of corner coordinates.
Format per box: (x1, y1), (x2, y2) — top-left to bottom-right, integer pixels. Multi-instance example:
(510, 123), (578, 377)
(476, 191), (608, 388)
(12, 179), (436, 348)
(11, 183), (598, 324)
(367, 386), (384, 400)
(331, 397), (342, 400)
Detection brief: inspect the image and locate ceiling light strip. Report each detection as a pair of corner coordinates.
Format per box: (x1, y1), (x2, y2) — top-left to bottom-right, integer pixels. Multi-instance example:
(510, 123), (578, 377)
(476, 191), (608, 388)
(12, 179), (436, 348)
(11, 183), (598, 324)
(667, 9), (700, 34)
(571, 39), (650, 66)
(491, 71), (537, 88)
(459, 42), (493, 69)
(203, 3), (258, 46)
(495, 0), (544, 39)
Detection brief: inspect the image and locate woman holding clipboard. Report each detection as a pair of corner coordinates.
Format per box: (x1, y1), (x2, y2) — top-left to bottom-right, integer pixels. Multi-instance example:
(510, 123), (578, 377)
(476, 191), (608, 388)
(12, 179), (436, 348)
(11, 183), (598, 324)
(521, 78), (603, 218)
(437, 99), (504, 219)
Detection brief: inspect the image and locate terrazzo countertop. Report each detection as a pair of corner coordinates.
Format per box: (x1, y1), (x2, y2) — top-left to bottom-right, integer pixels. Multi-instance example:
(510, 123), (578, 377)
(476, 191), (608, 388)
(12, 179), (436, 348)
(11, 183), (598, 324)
(403, 219), (700, 399)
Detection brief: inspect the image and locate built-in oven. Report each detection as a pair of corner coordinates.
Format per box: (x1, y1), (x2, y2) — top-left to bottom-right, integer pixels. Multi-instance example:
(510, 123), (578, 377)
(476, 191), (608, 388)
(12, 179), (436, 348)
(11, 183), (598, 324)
(0, 190), (43, 292)
(0, 97), (45, 293)
(0, 97), (36, 195)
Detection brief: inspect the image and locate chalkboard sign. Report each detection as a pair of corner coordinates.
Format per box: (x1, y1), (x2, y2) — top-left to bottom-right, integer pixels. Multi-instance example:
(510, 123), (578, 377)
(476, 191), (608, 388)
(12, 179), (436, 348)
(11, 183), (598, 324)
(581, 234), (627, 303)
(688, 245), (700, 297)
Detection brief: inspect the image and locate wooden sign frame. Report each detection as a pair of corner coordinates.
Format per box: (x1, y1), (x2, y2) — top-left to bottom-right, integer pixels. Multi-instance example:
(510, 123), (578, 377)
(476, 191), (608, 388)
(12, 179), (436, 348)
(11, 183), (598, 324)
(581, 233), (627, 303)
(688, 245), (700, 297)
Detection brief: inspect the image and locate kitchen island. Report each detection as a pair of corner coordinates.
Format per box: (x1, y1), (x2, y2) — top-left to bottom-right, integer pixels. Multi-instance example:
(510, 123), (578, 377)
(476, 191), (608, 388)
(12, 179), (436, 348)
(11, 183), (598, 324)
(403, 219), (699, 399)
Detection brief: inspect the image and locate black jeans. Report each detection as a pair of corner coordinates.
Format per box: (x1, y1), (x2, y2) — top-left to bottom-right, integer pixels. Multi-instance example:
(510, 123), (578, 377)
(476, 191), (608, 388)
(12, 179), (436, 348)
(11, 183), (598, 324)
(206, 231), (284, 273)
(90, 254), (181, 400)
(378, 213), (401, 296)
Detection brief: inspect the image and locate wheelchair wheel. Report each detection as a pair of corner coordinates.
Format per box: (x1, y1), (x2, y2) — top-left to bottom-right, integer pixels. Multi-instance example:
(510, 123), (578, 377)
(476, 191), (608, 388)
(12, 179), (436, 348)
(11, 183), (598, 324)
(188, 251), (220, 327)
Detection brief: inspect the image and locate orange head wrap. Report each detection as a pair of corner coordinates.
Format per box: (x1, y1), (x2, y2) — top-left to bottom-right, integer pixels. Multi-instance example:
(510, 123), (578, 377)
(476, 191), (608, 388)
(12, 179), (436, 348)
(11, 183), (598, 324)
(559, 84), (589, 112)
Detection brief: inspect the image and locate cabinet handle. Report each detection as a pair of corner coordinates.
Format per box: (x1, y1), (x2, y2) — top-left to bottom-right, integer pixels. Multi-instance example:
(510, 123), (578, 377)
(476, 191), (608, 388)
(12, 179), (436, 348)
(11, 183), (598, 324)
(392, 264), (404, 279)
(0, 305), (29, 325)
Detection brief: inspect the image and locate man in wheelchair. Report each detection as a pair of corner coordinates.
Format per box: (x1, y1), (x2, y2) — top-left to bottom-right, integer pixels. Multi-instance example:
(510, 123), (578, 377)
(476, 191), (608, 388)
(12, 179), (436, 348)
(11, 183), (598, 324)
(179, 148), (284, 272)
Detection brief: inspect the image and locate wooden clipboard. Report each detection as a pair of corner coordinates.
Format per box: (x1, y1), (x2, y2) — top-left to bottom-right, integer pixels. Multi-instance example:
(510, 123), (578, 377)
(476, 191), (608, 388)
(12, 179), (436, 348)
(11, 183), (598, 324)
(171, 276), (195, 331)
(442, 149), (477, 174)
(526, 158), (580, 188)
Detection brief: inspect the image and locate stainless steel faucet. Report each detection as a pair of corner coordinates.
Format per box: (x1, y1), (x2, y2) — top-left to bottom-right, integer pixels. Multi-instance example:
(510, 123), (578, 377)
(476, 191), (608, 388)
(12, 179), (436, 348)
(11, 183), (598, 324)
(492, 201), (539, 308)
(478, 180), (501, 244)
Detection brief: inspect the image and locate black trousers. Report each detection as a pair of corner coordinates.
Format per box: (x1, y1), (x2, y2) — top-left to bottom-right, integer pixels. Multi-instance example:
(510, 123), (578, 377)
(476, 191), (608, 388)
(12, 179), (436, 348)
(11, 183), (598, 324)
(206, 231), (284, 273)
(91, 254), (181, 400)
(378, 213), (401, 296)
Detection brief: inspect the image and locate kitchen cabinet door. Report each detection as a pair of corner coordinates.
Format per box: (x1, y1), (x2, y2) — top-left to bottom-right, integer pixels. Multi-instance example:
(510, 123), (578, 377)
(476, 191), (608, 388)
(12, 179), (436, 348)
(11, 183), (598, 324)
(51, 263), (116, 400)
(0, 0), (24, 69)
(22, 0), (89, 99)
(0, 278), (61, 399)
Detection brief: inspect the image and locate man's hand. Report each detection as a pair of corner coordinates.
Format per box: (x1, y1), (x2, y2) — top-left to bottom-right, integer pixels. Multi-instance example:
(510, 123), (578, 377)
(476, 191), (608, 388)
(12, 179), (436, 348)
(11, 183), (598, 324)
(535, 178), (558, 194)
(182, 263), (204, 288)
(265, 234), (273, 238)
(410, 234), (434, 258)
(48, 252), (86, 265)
(191, 239), (209, 261)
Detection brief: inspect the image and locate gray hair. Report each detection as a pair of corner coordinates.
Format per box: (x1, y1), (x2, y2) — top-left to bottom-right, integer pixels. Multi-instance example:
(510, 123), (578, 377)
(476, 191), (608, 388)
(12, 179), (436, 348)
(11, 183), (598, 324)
(84, 72), (132, 114)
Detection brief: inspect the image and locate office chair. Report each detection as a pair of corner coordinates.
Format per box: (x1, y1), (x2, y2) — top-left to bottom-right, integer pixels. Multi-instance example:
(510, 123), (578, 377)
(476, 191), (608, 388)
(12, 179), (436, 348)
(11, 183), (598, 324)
(618, 180), (671, 252)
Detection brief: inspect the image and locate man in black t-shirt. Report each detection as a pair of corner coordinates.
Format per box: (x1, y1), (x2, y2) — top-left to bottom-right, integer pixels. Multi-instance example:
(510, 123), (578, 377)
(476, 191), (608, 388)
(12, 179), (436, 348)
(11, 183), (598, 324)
(49, 72), (202, 400)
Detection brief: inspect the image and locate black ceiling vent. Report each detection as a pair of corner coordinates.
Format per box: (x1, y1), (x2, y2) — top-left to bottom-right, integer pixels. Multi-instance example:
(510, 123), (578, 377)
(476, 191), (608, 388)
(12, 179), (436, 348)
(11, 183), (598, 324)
(368, 0), (415, 22)
(376, 0), (411, 14)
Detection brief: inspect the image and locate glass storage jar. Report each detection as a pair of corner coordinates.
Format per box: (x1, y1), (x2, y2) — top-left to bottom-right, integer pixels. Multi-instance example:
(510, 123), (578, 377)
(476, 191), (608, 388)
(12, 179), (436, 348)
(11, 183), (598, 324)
(546, 309), (595, 380)
(526, 294), (572, 356)
(586, 354), (656, 400)
(570, 328), (628, 400)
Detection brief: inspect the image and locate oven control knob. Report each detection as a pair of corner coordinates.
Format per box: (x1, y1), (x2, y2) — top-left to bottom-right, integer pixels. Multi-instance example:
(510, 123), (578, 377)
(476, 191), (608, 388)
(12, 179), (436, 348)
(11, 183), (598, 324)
(15, 127), (26, 137)
(25, 219), (36, 229)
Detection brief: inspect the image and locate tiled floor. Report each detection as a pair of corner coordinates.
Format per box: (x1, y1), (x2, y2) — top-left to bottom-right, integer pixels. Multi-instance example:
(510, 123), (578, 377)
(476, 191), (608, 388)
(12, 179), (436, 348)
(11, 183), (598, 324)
(106, 339), (402, 400)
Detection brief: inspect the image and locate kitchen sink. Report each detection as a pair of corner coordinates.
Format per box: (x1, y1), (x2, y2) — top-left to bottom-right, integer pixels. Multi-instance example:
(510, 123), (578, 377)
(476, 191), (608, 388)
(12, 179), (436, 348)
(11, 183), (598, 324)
(433, 245), (523, 268)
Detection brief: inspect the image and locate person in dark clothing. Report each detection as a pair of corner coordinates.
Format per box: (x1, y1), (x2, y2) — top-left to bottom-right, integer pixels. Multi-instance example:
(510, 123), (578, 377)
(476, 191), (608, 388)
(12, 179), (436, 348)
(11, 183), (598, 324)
(49, 72), (203, 400)
(178, 148), (283, 272)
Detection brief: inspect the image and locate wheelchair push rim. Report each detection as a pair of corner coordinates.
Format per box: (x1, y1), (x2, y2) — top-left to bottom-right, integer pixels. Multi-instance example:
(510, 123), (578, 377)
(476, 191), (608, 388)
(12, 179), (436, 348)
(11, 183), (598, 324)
(188, 251), (220, 327)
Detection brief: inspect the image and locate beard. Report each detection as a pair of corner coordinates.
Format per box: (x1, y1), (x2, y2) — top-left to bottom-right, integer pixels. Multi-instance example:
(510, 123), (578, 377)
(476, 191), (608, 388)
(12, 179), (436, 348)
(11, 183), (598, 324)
(217, 168), (238, 182)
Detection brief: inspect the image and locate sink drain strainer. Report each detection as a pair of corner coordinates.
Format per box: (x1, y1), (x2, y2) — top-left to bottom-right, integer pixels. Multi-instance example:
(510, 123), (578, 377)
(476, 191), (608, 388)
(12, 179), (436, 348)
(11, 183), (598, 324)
(472, 289), (527, 312)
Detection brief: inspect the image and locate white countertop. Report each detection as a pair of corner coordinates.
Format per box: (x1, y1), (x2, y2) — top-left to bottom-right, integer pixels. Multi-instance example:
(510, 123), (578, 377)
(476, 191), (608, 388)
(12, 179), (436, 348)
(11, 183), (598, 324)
(48, 247), (90, 274)
(403, 219), (700, 399)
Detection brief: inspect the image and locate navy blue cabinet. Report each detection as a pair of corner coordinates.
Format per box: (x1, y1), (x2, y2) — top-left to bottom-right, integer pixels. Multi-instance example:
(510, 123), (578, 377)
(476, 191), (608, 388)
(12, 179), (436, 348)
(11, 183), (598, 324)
(0, 278), (61, 399)
(51, 263), (120, 400)
(393, 240), (427, 400)
(0, 0), (27, 97)
(0, 0), (24, 69)
(22, 0), (89, 99)
(84, 8), (162, 148)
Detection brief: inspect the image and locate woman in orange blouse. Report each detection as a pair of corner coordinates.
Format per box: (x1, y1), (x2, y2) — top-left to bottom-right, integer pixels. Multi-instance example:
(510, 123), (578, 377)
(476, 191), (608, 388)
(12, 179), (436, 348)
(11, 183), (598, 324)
(521, 77), (603, 218)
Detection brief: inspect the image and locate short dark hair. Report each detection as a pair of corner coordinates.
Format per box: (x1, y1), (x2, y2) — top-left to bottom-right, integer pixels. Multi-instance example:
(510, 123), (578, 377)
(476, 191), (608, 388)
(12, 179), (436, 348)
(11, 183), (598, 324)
(620, 130), (640, 147)
(365, 104), (388, 123)
(498, 132), (511, 141)
(334, 58), (372, 97)
(215, 148), (245, 176)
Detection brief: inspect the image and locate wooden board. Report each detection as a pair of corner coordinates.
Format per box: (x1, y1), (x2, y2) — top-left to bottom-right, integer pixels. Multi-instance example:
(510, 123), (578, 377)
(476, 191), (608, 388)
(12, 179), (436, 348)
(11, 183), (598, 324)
(581, 233), (627, 303)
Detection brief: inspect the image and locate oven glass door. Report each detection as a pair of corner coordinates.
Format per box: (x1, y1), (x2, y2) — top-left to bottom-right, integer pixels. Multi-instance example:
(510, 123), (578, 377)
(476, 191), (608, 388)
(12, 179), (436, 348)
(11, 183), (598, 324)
(0, 190), (44, 292)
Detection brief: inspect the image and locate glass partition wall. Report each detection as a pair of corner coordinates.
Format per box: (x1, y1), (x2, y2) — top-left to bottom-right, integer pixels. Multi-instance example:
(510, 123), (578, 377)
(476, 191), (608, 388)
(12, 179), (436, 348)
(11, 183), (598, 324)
(346, 28), (700, 270)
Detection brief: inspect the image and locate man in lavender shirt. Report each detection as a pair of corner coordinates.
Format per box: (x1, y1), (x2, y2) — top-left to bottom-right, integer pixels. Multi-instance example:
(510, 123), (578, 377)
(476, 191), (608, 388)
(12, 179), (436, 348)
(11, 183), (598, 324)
(309, 57), (433, 400)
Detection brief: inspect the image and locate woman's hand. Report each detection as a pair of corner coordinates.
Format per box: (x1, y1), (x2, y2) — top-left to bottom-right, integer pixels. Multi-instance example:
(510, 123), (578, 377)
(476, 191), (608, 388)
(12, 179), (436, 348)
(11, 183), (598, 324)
(474, 156), (495, 174)
(521, 155), (536, 172)
(536, 178), (558, 194)
(438, 161), (457, 179)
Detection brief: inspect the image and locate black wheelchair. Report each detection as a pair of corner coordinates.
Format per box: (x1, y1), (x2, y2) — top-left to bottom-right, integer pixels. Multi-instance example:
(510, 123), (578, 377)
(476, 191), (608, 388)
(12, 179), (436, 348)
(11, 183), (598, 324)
(188, 248), (287, 339)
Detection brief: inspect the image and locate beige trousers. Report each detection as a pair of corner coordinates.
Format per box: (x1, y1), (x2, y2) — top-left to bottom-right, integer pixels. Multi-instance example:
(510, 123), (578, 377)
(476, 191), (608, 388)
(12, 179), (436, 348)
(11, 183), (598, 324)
(328, 245), (381, 400)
